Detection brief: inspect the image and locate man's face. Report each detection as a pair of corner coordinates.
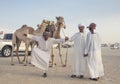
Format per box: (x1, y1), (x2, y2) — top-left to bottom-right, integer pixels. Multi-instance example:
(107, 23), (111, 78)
(78, 26), (84, 32)
(89, 24), (96, 30)
(43, 35), (49, 41)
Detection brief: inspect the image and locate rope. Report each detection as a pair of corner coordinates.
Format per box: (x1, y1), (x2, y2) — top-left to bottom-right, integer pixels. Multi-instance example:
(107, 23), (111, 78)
(62, 28), (68, 66)
(62, 28), (66, 37)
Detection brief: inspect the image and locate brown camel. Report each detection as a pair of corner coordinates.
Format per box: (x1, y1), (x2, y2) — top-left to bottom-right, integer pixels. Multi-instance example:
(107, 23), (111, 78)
(11, 20), (49, 66)
(45, 16), (66, 67)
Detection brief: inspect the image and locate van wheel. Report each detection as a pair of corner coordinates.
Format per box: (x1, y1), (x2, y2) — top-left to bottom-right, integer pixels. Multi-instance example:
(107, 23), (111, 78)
(2, 46), (12, 57)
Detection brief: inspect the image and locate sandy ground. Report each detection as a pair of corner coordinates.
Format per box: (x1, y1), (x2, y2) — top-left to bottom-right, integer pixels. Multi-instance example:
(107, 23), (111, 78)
(0, 47), (120, 84)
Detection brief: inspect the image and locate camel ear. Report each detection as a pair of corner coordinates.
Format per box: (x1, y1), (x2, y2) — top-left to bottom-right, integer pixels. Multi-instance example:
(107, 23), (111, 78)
(37, 24), (40, 27)
(43, 19), (45, 23)
(56, 17), (59, 19)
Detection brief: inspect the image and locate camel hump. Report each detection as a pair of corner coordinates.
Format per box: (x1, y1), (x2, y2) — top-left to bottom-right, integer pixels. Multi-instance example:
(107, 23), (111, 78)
(21, 27), (35, 35)
(21, 24), (27, 28)
(20, 24), (35, 34)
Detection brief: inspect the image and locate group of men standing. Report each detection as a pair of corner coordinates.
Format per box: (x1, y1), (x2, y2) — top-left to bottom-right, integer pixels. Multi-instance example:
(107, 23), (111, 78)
(70, 23), (104, 81)
(25, 22), (104, 81)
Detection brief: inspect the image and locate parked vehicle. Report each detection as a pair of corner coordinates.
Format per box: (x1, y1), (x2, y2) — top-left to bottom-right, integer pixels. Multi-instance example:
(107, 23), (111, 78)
(110, 44), (119, 49)
(0, 33), (31, 57)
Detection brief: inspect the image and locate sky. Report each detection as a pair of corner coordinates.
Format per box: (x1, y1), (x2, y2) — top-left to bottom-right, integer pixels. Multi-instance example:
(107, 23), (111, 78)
(0, 0), (120, 43)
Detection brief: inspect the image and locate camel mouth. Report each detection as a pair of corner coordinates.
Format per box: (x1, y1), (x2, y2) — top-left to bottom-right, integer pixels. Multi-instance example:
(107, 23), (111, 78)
(58, 23), (62, 25)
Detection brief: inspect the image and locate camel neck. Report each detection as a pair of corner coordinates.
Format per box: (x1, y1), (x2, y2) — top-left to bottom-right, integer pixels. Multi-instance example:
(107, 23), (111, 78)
(53, 26), (61, 38)
(56, 26), (61, 33)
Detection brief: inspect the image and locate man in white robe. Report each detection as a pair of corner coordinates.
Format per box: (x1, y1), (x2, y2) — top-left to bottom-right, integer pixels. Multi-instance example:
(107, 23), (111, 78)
(84, 23), (104, 81)
(70, 24), (86, 78)
(25, 32), (68, 77)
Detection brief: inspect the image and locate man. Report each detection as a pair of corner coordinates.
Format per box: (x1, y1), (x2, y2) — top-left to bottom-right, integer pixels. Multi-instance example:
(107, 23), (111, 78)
(45, 21), (56, 37)
(25, 32), (68, 78)
(70, 24), (86, 78)
(84, 23), (104, 81)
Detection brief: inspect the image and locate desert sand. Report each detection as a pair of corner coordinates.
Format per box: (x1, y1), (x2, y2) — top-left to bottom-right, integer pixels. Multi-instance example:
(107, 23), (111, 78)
(0, 47), (120, 84)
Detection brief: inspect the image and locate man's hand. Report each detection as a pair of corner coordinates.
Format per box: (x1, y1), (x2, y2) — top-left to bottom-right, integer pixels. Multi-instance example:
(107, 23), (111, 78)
(65, 36), (69, 41)
(84, 54), (88, 57)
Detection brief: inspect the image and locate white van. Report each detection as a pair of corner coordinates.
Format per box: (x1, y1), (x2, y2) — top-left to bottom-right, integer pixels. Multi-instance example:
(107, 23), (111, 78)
(0, 33), (31, 57)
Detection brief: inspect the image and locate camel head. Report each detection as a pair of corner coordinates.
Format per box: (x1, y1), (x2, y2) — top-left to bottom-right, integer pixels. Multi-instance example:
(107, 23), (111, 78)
(37, 24), (41, 28)
(49, 21), (54, 25)
(37, 19), (49, 29)
(41, 20), (49, 28)
(42, 19), (50, 25)
(56, 16), (66, 29)
(35, 19), (50, 35)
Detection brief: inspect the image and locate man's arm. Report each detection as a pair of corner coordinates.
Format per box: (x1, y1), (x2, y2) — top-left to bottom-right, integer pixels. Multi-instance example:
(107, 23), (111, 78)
(69, 33), (77, 42)
(53, 37), (69, 44)
(84, 33), (91, 57)
(23, 34), (39, 42)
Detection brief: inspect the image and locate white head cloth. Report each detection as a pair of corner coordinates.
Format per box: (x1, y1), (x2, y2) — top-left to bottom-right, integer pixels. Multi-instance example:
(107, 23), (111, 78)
(78, 24), (84, 27)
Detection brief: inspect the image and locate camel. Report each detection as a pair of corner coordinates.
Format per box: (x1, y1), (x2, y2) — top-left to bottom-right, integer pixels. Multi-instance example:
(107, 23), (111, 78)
(11, 20), (49, 66)
(45, 16), (66, 67)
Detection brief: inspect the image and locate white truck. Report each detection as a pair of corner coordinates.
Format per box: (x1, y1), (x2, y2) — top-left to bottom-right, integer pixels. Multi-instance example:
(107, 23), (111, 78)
(0, 33), (31, 57)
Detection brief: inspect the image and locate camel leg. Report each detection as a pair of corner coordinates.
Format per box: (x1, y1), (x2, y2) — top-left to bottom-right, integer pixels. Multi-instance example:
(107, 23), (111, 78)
(11, 44), (15, 65)
(49, 47), (55, 67)
(51, 47), (54, 66)
(22, 44), (29, 63)
(58, 43), (64, 67)
(22, 54), (25, 63)
(24, 44), (29, 66)
(64, 47), (68, 67)
(16, 44), (21, 64)
(26, 44), (29, 64)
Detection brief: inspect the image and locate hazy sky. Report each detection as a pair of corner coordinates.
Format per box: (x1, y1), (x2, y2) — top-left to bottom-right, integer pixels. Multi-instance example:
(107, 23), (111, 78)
(0, 0), (120, 43)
